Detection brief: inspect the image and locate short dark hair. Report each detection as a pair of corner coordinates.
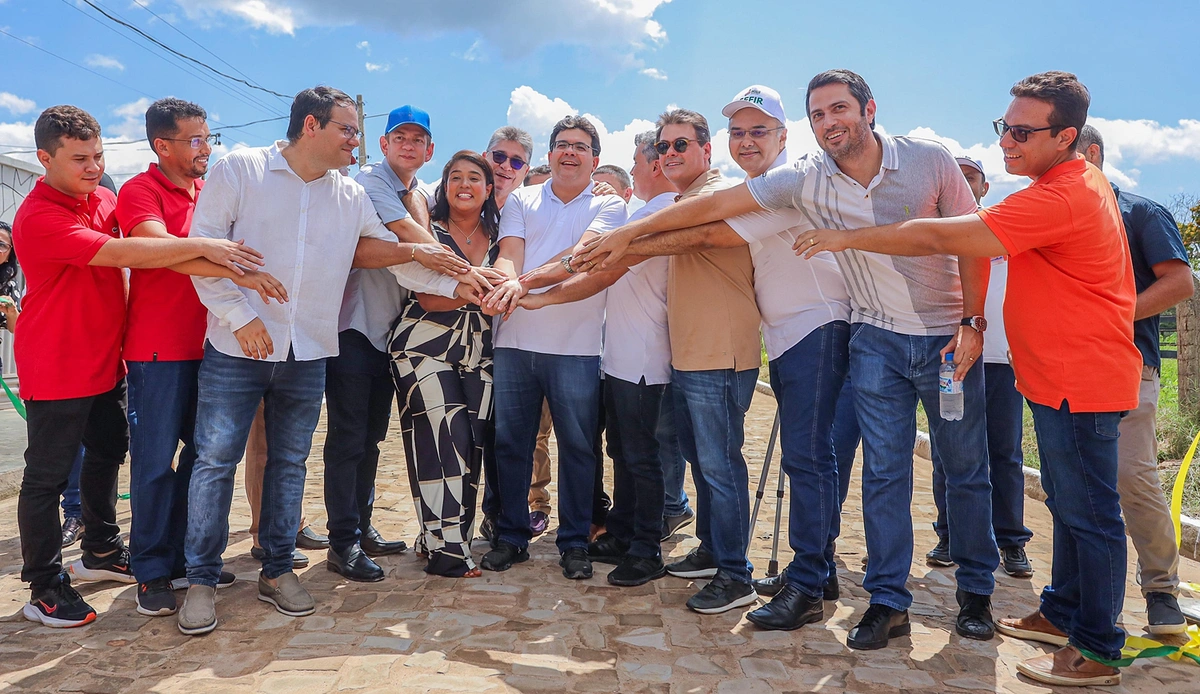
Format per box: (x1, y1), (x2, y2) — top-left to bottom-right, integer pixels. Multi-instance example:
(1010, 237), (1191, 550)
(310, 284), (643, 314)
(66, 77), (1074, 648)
(549, 115), (601, 156)
(524, 164), (551, 185)
(1009, 71), (1090, 149)
(34, 105), (101, 155)
(594, 164), (631, 191)
(0, 221), (17, 289)
(1076, 124), (1104, 164)
(286, 86), (355, 143)
(431, 150), (501, 242)
(655, 109), (710, 146)
(805, 69), (875, 129)
(145, 98), (207, 149)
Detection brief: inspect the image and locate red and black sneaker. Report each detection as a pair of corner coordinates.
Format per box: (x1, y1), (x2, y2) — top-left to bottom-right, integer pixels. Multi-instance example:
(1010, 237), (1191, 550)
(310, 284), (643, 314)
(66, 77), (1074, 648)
(69, 547), (136, 584)
(23, 574), (97, 628)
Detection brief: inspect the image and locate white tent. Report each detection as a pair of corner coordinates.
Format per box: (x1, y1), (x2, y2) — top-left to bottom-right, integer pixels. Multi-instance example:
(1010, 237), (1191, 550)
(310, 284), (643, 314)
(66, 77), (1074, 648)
(1, 153), (41, 381)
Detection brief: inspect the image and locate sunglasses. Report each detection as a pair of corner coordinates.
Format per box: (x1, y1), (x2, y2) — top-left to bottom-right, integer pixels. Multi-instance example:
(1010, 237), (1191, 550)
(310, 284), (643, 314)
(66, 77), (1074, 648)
(489, 150), (527, 171)
(993, 119), (1062, 143)
(655, 138), (699, 155)
(728, 127), (784, 140)
(160, 134), (219, 149)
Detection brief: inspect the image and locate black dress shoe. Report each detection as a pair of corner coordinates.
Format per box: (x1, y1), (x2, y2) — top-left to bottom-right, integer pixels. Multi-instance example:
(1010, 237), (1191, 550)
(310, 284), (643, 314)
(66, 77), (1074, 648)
(847, 604), (911, 650)
(746, 583), (824, 631)
(752, 573), (784, 597)
(955, 589), (995, 640)
(823, 573), (840, 601)
(326, 545), (385, 582)
(296, 526), (330, 550)
(586, 533), (628, 565)
(361, 526), (407, 557)
(250, 545), (309, 569)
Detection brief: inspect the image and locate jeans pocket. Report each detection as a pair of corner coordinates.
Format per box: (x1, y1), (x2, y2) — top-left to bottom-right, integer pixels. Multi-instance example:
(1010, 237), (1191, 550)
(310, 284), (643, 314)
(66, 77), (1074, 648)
(848, 323), (868, 347)
(1094, 412), (1121, 439)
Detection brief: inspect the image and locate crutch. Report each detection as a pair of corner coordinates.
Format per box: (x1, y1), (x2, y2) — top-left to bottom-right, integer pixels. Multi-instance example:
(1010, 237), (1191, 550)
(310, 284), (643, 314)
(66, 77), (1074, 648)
(749, 409), (786, 577)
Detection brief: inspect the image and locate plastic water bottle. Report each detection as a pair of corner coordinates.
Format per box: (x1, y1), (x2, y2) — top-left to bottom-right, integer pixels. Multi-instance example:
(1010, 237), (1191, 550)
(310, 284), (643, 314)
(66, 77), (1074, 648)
(939, 352), (964, 421)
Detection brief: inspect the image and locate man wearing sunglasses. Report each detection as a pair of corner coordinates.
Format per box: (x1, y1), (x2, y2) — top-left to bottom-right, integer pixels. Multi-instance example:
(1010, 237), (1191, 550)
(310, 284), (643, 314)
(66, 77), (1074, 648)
(576, 70), (997, 649)
(794, 72), (1137, 687)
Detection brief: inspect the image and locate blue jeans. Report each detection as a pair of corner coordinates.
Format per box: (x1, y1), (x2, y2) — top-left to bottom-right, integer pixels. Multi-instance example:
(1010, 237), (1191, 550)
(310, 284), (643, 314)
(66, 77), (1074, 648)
(61, 447), (84, 520)
(657, 382), (691, 519)
(672, 367), (758, 583)
(1029, 400), (1127, 660)
(851, 323), (996, 610)
(824, 374), (859, 578)
(770, 322), (850, 598)
(185, 344), (326, 586)
(127, 360), (200, 583)
(493, 348), (600, 553)
(933, 362), (1032, 548)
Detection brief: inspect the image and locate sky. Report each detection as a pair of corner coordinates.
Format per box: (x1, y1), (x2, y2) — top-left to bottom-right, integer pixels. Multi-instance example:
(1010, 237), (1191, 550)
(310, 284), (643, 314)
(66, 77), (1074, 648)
(2, 0), (1199, 209)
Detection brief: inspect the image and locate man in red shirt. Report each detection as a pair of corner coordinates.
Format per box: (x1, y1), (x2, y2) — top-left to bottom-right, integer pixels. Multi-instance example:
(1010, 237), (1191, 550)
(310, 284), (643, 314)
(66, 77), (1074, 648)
(14, 105), (281, 628)
(794, 72), (1135, 687)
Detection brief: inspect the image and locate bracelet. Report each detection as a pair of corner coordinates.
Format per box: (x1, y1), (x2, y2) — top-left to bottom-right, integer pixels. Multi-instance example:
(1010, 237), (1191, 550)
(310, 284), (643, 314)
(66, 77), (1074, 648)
(411, 245), (417, 263)
(561, 255), (577, 275)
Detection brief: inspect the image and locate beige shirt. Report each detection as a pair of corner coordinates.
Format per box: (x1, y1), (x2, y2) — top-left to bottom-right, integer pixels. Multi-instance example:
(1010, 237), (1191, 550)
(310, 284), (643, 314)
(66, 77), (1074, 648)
(667, 169), (761, 371)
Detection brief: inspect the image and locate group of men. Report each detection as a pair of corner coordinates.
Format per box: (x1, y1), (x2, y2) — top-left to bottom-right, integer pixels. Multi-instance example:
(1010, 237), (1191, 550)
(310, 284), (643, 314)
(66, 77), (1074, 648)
(8, 65), (1193, 688)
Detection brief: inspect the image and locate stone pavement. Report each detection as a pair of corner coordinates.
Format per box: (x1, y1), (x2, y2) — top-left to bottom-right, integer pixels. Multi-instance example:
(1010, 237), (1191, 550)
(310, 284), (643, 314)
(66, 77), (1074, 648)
(0, 394), (1196, 693)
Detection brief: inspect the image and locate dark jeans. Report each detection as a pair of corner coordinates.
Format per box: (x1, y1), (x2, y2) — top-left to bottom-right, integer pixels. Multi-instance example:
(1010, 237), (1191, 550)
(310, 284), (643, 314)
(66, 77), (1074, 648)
(592, 396), (611, 527)
(127, 360), (200, 583)
(493, 348), (600, 552)
(1029, 400), (1127, 661)
(185, 344), (326, 586)
(603, 376), (666, 559)
(19, 381), (128, 592)
(323, 330), (393, 554)
(657, 382), (691, 518)
(769, 322), (850, 598)
(672, 367), (758, 583)
(824, 373), (859, 578)
(61, 447), (83, 520)
(933, 362), (1033, 548)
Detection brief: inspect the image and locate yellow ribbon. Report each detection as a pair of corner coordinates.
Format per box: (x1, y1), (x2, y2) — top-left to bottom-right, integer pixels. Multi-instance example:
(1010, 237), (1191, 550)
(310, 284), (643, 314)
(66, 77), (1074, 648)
(1090, 626), (1200, 667)
(1172, 430), (1200, 550)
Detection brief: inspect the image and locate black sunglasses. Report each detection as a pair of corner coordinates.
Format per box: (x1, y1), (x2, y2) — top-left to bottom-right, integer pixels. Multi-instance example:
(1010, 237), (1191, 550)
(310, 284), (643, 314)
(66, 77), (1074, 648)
(993, 119), (1062, 143)
(655, 138), (699, 155)
(489, 150), (527, 171)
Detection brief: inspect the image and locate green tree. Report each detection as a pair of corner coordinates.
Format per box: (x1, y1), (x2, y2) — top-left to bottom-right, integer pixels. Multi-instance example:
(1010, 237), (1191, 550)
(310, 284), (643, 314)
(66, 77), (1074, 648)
(1169, 193), (1200, 269)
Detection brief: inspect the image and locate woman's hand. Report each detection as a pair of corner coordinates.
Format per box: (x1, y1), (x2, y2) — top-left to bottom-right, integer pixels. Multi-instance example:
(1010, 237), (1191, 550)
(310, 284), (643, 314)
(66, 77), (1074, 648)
(484, 278), (527, 315)
(414, 243), (471, 276)
(0, 296), (18, 333)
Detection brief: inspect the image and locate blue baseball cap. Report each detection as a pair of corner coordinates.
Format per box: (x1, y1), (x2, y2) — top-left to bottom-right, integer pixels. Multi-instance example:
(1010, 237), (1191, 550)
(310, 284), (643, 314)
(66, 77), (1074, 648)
(385, 105), (432, 139)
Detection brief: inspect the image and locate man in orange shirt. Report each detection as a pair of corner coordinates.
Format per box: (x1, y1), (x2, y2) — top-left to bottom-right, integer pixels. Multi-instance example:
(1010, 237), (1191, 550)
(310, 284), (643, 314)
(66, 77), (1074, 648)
(794, 71), (1136, 687)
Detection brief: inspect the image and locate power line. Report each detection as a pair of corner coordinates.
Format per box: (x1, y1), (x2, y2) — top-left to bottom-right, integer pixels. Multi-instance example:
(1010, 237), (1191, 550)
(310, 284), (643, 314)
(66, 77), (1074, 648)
(0, 28), (157, 100)
(79, 0), (291, 100)
(129, 0), (262, 87)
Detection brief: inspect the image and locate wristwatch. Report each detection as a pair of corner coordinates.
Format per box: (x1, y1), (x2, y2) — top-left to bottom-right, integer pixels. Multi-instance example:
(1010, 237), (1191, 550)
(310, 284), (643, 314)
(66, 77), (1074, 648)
(961, 316), (987, 333)
(561, 255), (578, 275)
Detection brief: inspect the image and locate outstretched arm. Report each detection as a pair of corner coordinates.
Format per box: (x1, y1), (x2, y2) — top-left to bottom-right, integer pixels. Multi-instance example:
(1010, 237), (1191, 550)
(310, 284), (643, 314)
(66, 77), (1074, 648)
(794, 214), (1007, 259)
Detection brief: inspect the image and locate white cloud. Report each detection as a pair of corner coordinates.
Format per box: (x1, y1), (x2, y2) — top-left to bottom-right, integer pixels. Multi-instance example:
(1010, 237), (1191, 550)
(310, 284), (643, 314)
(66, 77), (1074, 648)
(178, 0), (671, 60)
(85, 54), (125, 72)
(461, 39), (485, 62)
(364, 62), (389, 73)
(356, 40), (370, 52)
(0, 92), (36, 115)
(639, 67), (667, 81)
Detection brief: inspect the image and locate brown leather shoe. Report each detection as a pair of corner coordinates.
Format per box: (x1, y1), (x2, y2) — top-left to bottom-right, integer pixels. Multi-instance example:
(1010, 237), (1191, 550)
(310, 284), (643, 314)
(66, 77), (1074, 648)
(1016, 646), (1120, 687)
(996, 610), (1069, 646)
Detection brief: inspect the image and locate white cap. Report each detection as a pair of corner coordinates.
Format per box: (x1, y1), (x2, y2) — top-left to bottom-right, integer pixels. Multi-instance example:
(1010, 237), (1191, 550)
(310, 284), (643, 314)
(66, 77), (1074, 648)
(721, 85), (787, 124)
(955, 156), (985, 176)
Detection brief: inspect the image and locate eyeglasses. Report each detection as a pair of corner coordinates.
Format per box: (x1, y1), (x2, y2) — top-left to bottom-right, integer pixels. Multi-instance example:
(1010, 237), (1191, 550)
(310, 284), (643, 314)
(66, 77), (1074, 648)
(160, 134), (219, 149)
(728, 127), (784, 140)
(993, 119), (1061, 143)
(551, 140), (597, 155)
(0, 241), (10, 252)
(327, 118), (363, 140)
(489, 150), (527, 170)
(655, 138), (699, 155)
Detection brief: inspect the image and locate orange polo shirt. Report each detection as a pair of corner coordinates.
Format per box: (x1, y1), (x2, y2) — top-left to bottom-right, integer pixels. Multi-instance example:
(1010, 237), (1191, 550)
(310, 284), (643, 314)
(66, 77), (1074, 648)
(978, 158), (1139, 412)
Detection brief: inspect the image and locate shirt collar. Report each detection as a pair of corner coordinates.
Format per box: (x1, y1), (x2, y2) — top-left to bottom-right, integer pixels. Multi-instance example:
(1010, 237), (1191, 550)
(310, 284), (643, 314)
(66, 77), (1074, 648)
(146, 163), (201, 198)
(1035, 156), (1087, 185)
(32, 177), (97, 211)
(677, 168), (722, 200)
(267, 140), (336, 183)
(820, 133), (897, 177)
(543, 179), (595, 205)
(374, 159), (413, 196)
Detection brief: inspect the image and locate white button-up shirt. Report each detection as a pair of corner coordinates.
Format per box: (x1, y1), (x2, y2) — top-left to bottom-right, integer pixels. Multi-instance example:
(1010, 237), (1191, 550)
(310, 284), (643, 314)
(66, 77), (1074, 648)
(602, 191), (675, 385)
(190, 141), (458, 361)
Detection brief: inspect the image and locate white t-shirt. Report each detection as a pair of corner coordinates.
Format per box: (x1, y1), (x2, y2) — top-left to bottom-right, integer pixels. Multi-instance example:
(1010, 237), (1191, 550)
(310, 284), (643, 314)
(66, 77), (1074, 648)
(725, 150), (851, 361)
(493, 182), (628, 356)
(602, 192), (676, 384)
(982, 256), (1010, 364)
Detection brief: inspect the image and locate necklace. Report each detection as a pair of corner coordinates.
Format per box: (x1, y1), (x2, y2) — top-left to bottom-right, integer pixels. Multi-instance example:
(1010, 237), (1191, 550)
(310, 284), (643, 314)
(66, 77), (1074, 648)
(450, 217), (482, 245)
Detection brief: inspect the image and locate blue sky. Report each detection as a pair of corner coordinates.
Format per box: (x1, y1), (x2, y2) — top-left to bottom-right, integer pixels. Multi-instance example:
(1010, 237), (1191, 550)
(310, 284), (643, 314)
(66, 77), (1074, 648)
(2, 0), (1198, 209)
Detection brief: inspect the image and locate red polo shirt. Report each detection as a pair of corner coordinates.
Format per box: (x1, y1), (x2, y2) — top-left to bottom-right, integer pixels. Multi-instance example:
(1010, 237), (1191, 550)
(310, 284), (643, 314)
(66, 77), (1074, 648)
(116, 164), (207, 361)
(13, 179), (126, 401)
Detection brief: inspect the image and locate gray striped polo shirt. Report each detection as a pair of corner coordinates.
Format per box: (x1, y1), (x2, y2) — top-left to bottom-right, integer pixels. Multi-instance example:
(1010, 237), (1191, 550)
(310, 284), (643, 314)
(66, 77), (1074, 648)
(746, 134), (978, 336)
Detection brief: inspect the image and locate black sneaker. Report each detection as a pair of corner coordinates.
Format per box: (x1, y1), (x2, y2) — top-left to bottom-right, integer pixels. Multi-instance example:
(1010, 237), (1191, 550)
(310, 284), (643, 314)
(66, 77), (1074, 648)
(666, 546), (718, 579)
(560, 547), (593, 580)
(479, 514), (498, 548)
(660, 508), (696, 541)
(24, 575), (96, 628)
(70, 547), (136, 584)
(480, 541), (529, 572)
(137, 578), (178, 616)
(1000, 546), (1033, 577)
(61, 517), (84, 548)
(925, 537), (954, 567)
(1146, 592), (1187, 635)
(586, 533), (628, 565)
(170, 571), (236, 591)
(608, 555), (666, 587)
(847, 604), (911, 650)
(686, 574), (758, 615)
(955, 589), (995, 640)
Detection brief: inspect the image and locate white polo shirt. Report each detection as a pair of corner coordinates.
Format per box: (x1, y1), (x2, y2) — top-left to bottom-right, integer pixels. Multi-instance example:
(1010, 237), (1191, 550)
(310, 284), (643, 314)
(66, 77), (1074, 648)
(493, 182), (627, 356)
(982, 256), (1010, 364)
(725, 150), (851, 361)
(602, 191), (676, 384)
